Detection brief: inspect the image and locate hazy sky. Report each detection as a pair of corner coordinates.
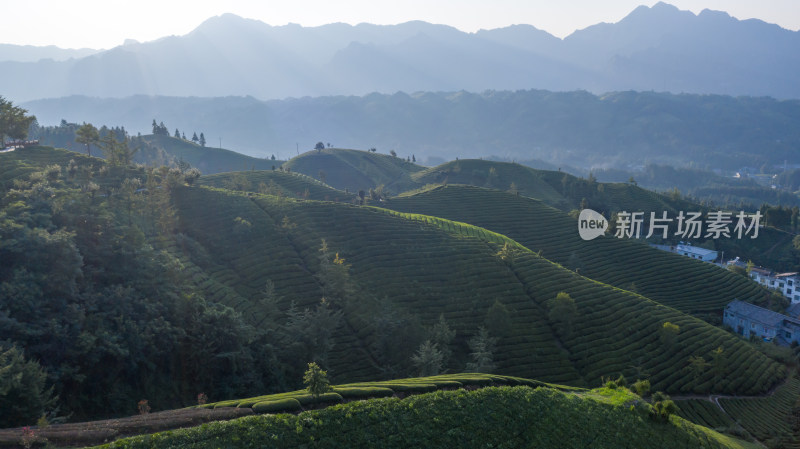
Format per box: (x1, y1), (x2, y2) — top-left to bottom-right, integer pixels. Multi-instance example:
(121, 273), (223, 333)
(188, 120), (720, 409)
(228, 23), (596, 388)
(3, 0), (798, 49)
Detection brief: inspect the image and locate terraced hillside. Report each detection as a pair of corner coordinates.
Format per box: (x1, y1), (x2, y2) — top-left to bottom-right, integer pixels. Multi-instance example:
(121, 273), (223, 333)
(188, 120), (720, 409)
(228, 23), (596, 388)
(283, 148), (425, 194)
(385, 185), (767, 317)
(412, 159), (569, 208)
(139, 135), (278, 174)
(196, 170), (353, 202)
(172, 184), (784, 394)
(0, 146), (791, 434)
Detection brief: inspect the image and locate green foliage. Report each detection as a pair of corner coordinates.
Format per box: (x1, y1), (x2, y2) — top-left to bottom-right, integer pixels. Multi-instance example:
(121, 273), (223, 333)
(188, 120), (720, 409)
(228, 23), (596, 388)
(75, 123), (100, 157)
(485, 299), (511, 338)
(97, 386), (755, 449)
(411, 340), (444, 377)
(660, 322), (680, 347)
(465, 327), (496, 373)
(100, 133), (138, 166)
(0, 151), (283, 421)
(0, 96), (36, 144)
(427, 314), (455, 367)
(316, 239), (353, 304)
(303, 362), (333, 399)
(251, 397), (302, 414)
(650, 392), (679, 423)
(0, 344), (55, 428)
(631, 379), (651, 397)
(547, 292), (577, 337)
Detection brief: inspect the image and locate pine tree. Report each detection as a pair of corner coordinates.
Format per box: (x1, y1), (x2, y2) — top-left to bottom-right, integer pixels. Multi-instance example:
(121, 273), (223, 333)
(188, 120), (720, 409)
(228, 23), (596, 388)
(303, 362), (332, 399)
(174, 128), (180, 138)
(410, 340), (443, 376)
(192, 132), (199, 143)
(465, 327), (496, 373)
(199, 133), (206, 147)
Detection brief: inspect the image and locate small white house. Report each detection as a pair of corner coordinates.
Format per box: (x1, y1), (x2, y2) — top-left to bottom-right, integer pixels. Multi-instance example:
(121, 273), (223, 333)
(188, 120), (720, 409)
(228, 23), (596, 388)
(675, 243), (718, 262)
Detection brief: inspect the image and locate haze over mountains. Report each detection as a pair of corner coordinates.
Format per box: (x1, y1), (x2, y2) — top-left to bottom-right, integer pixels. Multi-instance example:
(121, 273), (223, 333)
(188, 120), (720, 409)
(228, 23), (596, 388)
(4, 2), (799, 102)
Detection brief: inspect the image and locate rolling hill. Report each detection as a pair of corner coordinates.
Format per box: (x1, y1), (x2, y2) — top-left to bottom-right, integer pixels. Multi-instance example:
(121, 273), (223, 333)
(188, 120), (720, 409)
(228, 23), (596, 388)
(137, 135), (280, 174)
(282, 147), (425, 194)
(0, 146), (792, 441)
(196, 169), (352, 202)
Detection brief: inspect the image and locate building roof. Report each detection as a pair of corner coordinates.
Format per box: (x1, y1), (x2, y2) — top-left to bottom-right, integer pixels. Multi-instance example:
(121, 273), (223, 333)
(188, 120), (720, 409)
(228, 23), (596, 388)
(776, 272), (799, 279)
(675, 244), (717, 257)
(787, 302), (800, 318)
(750, 267), (773, 277)
(727, 300), (800, 328)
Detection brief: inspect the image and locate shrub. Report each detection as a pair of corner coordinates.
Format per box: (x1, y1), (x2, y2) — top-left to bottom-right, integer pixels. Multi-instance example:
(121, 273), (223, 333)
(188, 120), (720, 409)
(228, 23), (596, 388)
(632, 379), (651, 397)
(334, 387), (394, 399)
(252, 398), (302, 414)
(293, 392), (343, 405)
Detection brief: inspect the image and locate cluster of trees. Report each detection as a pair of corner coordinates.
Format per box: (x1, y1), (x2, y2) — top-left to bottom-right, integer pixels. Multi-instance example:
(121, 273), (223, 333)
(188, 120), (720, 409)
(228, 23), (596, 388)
(152, 119), (206, 146)
(0, 157), (283, 425)
(0, 96), (36, 147)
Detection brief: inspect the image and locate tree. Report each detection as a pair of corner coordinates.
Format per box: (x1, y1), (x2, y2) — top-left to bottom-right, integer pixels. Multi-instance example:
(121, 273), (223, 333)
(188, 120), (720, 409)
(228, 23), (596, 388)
(711, 346), (726, 380)
(427, 314), (456, 367)
(191, 132), (199, 144)
(410, 340), (444, 377)
(183, 168), (201, 186)
(688, 355), (709, 380)
(631, 379), (650, 397)
(0, 344), (55, 428)
(390, 149), (397, 157)
(0, 96), (36, 146)
(412, 154), (416, 163)
(303, 362), (332, 399)
(100, 134), (138, 166)
(318, 170), (327, 184)
(547, 292), (577, 337)
(316, 239), (352, 303)
(199, 133), (206, 147)
(649, 392), (678, 422)
(315, 142), (325, 152)
(660, 322), (680, 347)
(485, 299), (511, 338)
(174, 128), (180, 138)
(495, 242), (516, 266)
(75, 123), (100, 157)
(466, 327), (497, 373)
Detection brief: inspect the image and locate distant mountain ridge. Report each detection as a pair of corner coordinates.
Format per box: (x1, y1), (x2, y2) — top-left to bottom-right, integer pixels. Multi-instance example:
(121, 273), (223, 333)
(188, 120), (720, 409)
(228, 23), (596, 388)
(3, 2), (799, 101)
(24, 89), (800, 169)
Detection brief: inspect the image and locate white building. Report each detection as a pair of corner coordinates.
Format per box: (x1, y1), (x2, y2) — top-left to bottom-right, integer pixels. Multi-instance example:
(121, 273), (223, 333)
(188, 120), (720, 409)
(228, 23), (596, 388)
(748, 267), (800, 303)
(675, 243), (718, 262)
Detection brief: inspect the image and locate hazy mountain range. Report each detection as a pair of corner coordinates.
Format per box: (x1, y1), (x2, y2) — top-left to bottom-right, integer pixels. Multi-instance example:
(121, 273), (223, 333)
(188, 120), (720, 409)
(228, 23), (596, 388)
(24, 90), (800, 170)
(4, 2), (800, 102)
